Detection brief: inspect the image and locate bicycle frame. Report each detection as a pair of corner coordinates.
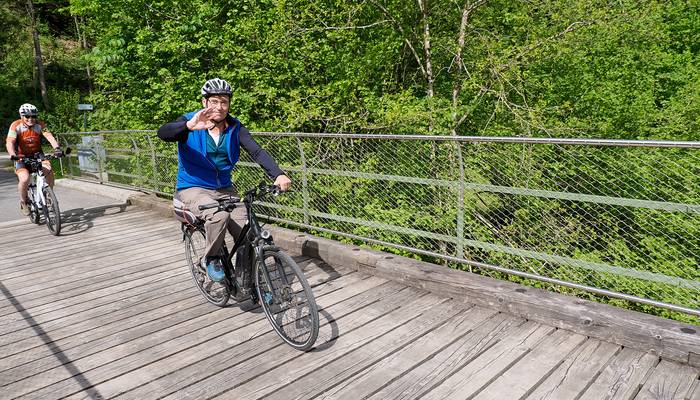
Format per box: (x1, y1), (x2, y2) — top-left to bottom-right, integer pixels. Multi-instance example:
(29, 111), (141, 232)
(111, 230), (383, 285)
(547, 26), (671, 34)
(30, 170), (48, 207)
(222, 189), (281, 296)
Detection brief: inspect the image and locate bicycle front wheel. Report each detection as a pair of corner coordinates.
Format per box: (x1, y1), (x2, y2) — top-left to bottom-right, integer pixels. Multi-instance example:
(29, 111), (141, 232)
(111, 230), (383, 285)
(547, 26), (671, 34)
(27, 186), (40, 224)
(256, 247), (319, 351)
(42, 186), (61, 235)
(184, 228), (230, 307)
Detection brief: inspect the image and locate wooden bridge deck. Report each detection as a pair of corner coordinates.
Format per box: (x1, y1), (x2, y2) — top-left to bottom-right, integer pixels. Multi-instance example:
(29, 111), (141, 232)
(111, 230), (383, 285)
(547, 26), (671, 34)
(0, 206), (698, 400)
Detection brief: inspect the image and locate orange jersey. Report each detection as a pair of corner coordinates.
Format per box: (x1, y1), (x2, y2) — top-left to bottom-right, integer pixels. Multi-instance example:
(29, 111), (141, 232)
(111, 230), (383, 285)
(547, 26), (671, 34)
(7, 119), (46, 157)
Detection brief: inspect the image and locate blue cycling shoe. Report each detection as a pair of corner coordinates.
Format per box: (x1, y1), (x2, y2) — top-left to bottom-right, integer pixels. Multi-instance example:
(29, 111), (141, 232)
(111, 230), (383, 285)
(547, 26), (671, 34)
(205, 258), (226, 282)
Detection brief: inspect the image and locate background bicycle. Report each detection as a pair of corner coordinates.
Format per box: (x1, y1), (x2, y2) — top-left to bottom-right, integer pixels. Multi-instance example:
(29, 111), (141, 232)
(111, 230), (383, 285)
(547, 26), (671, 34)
(11, 148), (71, 235)
(174, 183), (320, 351)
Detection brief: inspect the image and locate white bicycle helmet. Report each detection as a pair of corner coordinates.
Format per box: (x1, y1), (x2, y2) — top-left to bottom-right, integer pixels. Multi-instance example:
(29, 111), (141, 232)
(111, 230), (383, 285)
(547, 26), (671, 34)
(201, 78), (232, 98)
(19, 103), (39, 117)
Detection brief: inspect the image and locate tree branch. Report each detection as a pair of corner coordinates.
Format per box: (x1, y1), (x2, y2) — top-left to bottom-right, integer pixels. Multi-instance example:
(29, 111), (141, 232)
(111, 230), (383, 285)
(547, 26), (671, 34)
(368, 0), (427, 79)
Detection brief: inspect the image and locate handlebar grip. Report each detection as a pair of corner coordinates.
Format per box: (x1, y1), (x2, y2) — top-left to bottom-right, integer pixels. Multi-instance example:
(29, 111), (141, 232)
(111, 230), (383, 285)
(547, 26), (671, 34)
(198, 203), (219, 211)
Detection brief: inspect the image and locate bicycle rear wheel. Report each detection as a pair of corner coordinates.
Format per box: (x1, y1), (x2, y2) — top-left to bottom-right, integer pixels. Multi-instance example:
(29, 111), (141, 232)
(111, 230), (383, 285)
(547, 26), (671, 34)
(184, 228), (230, 306)
(42, 186), (61, 235)
(256, 247), (319, 351)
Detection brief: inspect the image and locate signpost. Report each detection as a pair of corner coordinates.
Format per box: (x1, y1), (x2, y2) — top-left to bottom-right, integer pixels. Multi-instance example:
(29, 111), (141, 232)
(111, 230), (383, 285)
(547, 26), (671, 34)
(77, 103), (93, 131)
(76, 103), (100, 176)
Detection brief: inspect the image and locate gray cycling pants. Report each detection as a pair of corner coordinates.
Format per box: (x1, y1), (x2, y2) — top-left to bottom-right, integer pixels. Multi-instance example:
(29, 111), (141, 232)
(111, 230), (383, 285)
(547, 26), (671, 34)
(176, 186), (247, 259)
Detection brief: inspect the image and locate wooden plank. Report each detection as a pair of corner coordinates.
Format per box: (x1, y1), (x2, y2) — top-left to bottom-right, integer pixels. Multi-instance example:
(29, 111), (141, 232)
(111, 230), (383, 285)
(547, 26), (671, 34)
(1, 257), (343, 378)
(635, 360), (699, 400)
(0, 225), (178, 282)
(1, 259), (348, 385)
(0, 250), (184, 313)
(367, 317), (534, 400)
(472, 329), (587, 400)
(369, 255), (700, 367)
(12, 274), (389, 399)
(0, 251), (184, 317)
(0, 293), (204, 382)
(1, 239), (315, 306)
(0, 234), (175, 284)
(0, 282), (196, 371)
(307, 309), (514, 400)
(72, 277), (408, 400)
(578, 348), (659, 400)
(0, 220), (175, 272)
(524, 339), (621, 399)
(1, 221), (177, 268)
(0, 208), (154, 242)
(0, 269), (189, 348)
(6, 300), (260, 399)
(689, 378), (700, 400)
(173, 292), (446, 400)
(416, 322), (555, 400)
(0, 265), (187, 345)
(0, 211), (168, 260)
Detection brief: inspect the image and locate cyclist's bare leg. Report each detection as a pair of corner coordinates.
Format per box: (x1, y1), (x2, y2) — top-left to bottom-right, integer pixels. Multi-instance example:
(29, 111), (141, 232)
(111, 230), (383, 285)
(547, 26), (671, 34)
(15, 168), (29, 203)
(42, 160), (54, 187)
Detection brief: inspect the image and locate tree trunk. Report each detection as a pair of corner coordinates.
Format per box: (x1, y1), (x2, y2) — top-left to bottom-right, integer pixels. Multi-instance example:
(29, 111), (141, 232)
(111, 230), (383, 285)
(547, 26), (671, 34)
(26, 0), (49, 110)
(73, 14), (93, 94)
(417, 0), (435, 133)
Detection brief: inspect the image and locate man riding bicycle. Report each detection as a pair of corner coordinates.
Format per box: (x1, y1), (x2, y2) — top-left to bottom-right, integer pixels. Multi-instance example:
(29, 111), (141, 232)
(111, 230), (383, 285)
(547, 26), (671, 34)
(6, 103), (64, 216)
(157, 78), (291, 283)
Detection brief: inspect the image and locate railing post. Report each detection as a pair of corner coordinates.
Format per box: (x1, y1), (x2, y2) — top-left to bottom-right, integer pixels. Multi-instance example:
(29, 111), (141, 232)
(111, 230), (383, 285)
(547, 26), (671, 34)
(130, 135), (143, 192)
(145, 135), (158, 192)
(296, 136), (310, 225)
(453, 139), (465, 260)
(94, 134), (104, 184)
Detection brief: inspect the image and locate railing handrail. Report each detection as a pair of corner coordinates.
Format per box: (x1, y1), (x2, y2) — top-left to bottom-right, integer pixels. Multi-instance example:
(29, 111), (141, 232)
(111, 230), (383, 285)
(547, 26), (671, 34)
(61, 130), (700, 149)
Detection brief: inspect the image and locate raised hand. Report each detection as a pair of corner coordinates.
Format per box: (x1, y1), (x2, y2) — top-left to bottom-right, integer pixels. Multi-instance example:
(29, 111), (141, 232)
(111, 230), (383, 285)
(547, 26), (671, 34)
(186, 108), (217, 131)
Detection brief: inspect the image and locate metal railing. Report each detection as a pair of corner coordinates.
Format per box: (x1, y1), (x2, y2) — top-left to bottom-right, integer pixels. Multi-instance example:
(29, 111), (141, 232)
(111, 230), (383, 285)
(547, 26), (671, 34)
(57, 130), (700, 321)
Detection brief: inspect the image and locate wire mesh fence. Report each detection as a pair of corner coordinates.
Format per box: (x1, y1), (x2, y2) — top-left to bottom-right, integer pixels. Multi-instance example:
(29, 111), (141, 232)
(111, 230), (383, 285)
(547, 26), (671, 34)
(56, 131), (700, 322)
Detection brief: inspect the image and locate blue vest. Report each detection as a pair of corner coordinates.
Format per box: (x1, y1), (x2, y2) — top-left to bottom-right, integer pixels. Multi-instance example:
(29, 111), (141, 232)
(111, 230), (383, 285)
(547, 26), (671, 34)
(176, 110), (241, 190)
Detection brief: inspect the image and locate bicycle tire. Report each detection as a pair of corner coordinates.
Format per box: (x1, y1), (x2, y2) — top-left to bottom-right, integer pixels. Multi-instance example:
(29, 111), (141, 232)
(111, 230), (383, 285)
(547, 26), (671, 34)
(184, 228), (230, 307)
(27, 186), (40, 224)
(42, 186), (61, 235)
(255, 246), (319, 351)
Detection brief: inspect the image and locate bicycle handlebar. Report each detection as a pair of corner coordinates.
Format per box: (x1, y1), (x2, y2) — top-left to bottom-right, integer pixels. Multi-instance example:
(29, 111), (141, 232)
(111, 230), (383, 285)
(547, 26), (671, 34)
(10, 147), (72, 162)
(198, 197), (241, 211)
(197, 183), (284, 211)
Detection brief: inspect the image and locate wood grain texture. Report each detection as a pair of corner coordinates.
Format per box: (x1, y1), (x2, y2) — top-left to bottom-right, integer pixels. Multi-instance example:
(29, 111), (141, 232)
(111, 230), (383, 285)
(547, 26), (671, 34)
(634, 360), (699, 400)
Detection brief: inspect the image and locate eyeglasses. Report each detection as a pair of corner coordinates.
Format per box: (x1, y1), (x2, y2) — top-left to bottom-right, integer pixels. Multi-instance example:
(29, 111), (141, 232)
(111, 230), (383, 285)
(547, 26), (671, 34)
(23, 115), (38, 119)
(207, 99), (229, 108)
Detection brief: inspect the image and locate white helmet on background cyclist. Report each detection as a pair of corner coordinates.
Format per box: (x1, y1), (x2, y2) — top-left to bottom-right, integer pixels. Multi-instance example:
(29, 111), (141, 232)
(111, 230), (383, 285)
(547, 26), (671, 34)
(19, 103), (39, 117)
(201, 78), (232, 98)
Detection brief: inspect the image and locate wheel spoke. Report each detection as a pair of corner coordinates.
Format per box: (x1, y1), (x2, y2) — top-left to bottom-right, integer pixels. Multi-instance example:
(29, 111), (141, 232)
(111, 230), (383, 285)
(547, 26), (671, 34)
(256, 249), (319, 351)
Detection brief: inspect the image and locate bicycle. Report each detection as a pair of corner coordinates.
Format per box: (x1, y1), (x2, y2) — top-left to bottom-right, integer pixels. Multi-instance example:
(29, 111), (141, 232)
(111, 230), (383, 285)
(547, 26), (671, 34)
(11, 149), (71, 235)
(173, 182), (320, 351)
